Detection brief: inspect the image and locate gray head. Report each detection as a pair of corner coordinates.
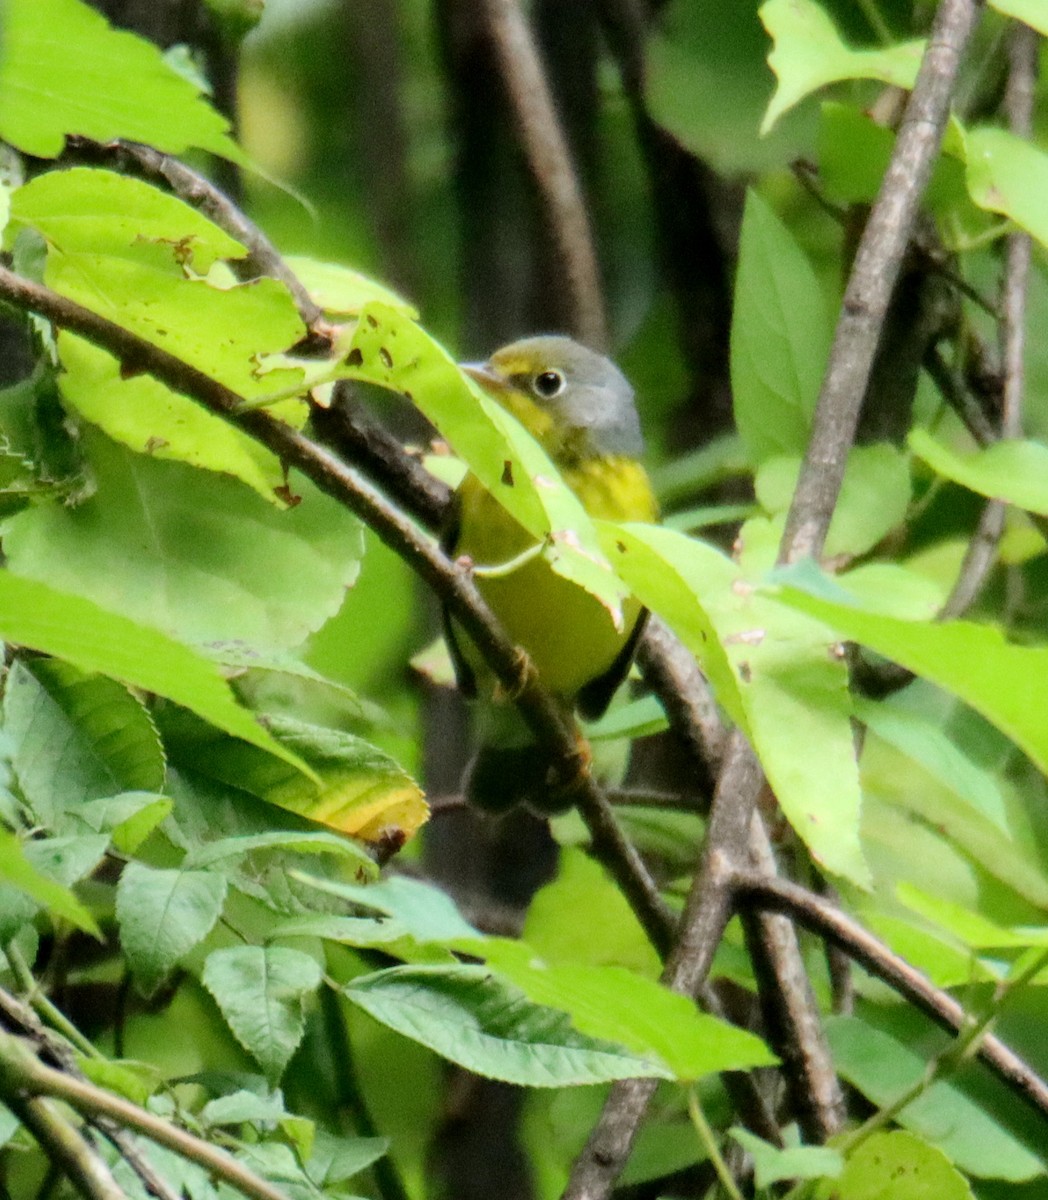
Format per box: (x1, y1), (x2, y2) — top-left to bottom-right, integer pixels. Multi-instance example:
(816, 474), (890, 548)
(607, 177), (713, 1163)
(465, 335), (645, 460)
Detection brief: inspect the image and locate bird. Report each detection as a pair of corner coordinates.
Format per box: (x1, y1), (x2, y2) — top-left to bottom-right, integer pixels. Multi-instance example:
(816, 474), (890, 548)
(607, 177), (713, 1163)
(442, 335), (658, 813)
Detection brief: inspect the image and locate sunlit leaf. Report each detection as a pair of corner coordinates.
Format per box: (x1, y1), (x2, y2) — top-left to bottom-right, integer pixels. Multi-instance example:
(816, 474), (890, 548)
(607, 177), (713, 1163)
(838, 1131), (973, 1200)
(0, 0), (243, 160)
(600, 525), (869, 885)
(0, 831), (101, 938)
(463, 940), (777, 1082)
(3, 431), (363, 651)
(910, 429), (1048, 516)
(728, 1127), (842, 1188)
(988, 0), (1048, 33)
(0, 570), (310, 774)
(760, 0), (923, 133)
(776, 568), (1048, 779)
(339, 303), (629, 628)
(284, 256), (417, 317)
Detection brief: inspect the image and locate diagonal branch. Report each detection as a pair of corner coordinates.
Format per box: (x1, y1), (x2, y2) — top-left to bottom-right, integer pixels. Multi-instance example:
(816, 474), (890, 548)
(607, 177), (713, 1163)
(0, 264), (673, 958)
(733, 872), (1048, 1123)
(781, 0), (984, 563)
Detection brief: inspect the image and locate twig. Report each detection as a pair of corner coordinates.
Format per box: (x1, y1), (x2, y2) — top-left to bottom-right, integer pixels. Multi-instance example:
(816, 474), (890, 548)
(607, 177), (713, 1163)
(479, 0), (608, 350)
(3, 1092), (128, 1200)
(1000, 22), (1036, 442)
(687, 1089), (744, 1200)
(63, 137), (324, 334)
(0, 984), (181, 1200)
(0, 265), (673, 959)
(781, 0), (983, 563)
(733, 872), (1048, 1123)
(0, 1033), (294, 1200)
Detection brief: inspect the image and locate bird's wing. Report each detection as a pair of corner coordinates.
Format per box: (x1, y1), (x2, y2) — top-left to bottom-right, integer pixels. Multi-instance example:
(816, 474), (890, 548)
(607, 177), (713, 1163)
(575, 607), (649, 721)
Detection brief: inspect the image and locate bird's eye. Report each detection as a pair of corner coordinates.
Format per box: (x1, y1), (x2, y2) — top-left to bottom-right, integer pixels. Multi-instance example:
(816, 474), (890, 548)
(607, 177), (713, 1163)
(533, 369), (566, 399)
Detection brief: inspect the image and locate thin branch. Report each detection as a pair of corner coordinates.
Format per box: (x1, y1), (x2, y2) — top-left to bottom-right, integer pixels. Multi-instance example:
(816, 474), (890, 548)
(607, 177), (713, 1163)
(0, 1033), (293, 1200)
(0, 264), (673, 958)
(0, 984), (181, 1200)
(3, 1093), (128, 1200)
(742, 822), (845, 1141)
(1000, 21), (1037, 441)
(781, 0), (984, 563)
(479, 0), (608, 350)
(63, 137), (325, 334)
(563, 734), (763, 1200)
(733, 872), (1048, 1124)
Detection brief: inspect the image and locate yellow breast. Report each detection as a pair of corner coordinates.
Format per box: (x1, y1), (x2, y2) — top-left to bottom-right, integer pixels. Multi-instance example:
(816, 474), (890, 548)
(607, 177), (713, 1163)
(452, 457), (657, 698)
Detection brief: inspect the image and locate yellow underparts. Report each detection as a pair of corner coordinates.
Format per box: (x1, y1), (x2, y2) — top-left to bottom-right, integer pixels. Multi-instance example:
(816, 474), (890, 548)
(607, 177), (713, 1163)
(453, 456), (658, 699)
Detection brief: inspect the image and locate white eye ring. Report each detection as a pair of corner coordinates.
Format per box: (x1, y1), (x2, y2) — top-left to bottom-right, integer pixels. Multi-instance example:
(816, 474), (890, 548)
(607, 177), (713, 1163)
(533, 369), (566, 400)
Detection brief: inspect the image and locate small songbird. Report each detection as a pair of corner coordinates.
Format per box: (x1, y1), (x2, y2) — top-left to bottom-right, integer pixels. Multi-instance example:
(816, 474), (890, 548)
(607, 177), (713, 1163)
(443, 335), (658, 813)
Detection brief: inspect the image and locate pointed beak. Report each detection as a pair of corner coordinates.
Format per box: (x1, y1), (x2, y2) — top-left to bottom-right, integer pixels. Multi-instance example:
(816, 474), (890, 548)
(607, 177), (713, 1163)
(460, 362), (509, 392)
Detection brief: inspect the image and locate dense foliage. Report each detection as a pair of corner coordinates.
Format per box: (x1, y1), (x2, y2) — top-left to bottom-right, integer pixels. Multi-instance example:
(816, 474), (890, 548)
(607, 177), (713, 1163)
(2, 1), (1048, 1199)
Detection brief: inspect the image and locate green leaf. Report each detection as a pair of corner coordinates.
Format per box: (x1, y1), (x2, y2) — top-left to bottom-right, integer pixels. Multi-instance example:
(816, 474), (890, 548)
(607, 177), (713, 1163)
(284, 256), (417, 317)
(838, 1131), (973, 1200)
(184, 831), (376, 880)
(730, 191), (831, 464)
(0, 831), (101, 937)
(644, 0), (817, 174)
(988, 0), (1048, 33)
(776, 573), (1048, 781)
(345, 964), (673, 1087)
(201, 945), (323, 1084)
(4, 658), (164, 827)
(828, 1016), (1042, 1181)
(116, 862), (228, 994)
(858, 698), (1048, 909)
(291, 873), (481, 944)
(3, 431), (363, 650)
(0, 0), (242, 161)
(964, 126), (1048, 248)
(0, 570), (311, 774)
(57, 337), (296, 503)
(524, 848), (662, 976)
(728, 1127), (843, 1187)
(603, 525), (869, 885)
(339, 303), (629, 628)
(756, 445), (911, 558)
(74, 792), (173, 855)
(910, 429), (1048, 516)
(463, 943), (777, 1082)
(760, 0), (924, 133)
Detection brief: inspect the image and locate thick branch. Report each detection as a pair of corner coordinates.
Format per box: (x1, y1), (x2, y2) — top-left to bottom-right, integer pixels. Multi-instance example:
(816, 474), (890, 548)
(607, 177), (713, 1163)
(479, 0), (608, 349)
(0, 265), (672, 958)
(781, 0), (983, 563)
(734, 873), (1048, 1123)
